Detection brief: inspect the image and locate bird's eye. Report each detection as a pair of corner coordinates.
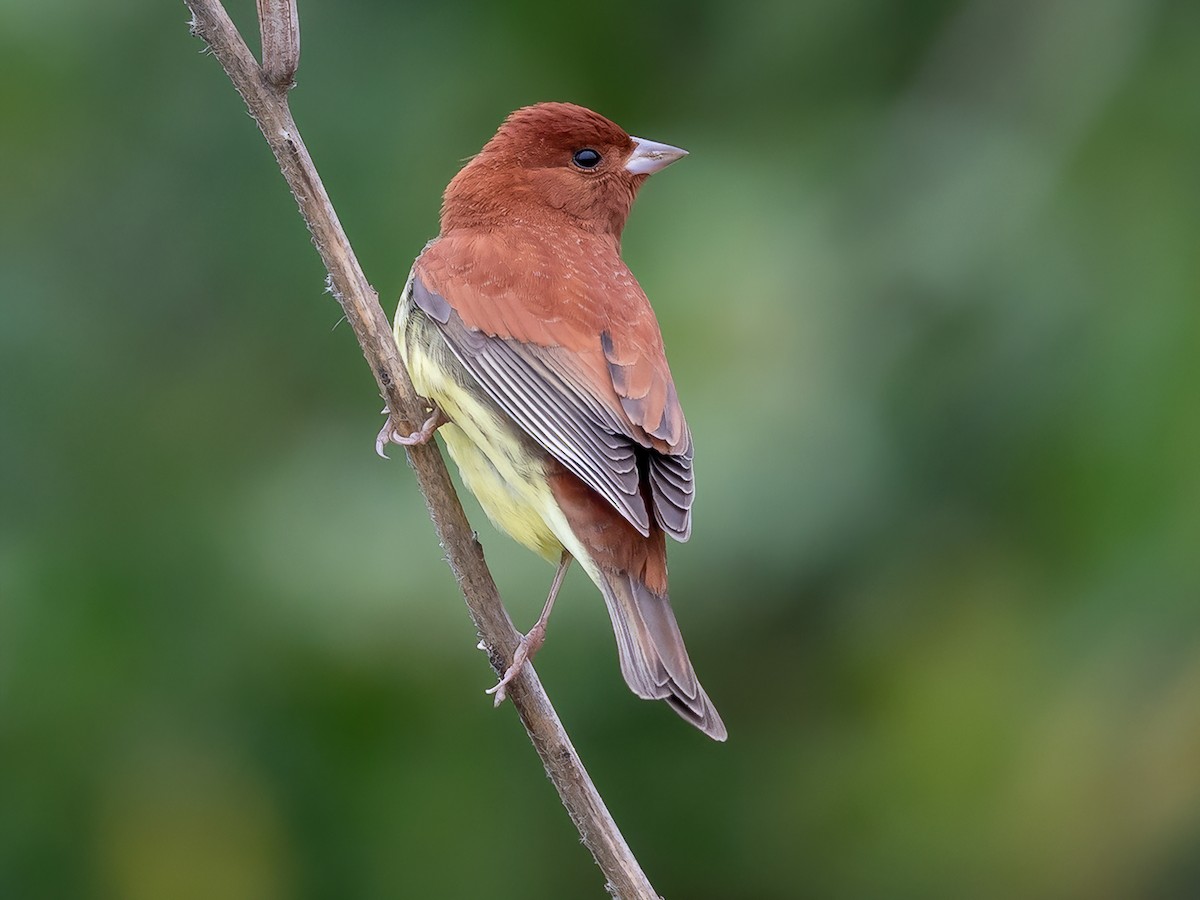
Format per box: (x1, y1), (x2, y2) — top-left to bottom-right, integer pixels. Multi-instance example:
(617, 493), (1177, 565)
(572, 148), (602, 169)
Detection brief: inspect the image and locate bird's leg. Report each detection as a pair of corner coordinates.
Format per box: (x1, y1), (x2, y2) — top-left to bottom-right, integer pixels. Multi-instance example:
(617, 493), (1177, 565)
(488, 551), (573, 707)
(375, 403), (447, 458)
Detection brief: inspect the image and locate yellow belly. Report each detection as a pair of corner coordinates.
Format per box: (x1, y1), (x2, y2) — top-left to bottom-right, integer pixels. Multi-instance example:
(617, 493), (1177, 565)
(440, 422), (563, 562)
(395, 290), (564, 563)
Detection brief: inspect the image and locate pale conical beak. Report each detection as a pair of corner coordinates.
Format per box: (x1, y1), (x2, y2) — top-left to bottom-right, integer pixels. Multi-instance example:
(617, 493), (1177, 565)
(625, 136), (689, 175)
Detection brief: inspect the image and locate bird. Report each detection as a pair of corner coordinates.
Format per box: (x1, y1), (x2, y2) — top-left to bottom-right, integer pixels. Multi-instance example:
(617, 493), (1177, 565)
(378, 102), (726, 741)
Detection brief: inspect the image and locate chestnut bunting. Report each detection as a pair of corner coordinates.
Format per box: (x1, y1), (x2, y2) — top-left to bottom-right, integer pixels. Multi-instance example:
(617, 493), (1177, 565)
(380, 102), (725, 740)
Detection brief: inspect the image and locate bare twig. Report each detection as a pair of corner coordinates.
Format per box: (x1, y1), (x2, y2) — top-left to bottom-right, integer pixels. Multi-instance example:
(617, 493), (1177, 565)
(256, 0), (299, 87)
(181, 1), (660, 897)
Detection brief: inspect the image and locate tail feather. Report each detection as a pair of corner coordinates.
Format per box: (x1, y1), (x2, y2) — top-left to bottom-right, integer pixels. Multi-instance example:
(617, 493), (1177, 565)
(599, 570), (727, 741)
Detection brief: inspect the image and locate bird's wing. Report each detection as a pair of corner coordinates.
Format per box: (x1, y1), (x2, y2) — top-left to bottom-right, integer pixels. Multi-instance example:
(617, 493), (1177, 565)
(412, 231), (694, 541)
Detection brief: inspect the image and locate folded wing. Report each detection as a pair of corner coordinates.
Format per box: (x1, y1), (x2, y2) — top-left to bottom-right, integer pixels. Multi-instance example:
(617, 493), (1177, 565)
(412, 234), (694, 540)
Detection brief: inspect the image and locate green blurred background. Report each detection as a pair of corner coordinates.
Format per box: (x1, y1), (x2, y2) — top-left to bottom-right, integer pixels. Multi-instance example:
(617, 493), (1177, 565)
(3, 0), (1199, 897)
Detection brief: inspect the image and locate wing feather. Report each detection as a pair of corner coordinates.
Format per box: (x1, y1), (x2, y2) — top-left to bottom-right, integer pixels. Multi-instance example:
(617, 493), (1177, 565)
(414, 277), (651, 534)
(410, 233), (695, 541)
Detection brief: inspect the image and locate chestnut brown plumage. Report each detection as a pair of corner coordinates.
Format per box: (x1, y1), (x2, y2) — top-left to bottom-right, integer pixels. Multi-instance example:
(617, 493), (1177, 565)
(384, 102), (725, 740)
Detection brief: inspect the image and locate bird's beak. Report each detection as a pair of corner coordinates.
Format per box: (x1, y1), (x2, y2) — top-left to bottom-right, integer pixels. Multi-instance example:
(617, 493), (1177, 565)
(625, 136), (689, 175)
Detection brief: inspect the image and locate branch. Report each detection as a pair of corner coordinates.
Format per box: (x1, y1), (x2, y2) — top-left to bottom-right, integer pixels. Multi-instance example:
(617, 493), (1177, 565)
(181, 2), (660, 897)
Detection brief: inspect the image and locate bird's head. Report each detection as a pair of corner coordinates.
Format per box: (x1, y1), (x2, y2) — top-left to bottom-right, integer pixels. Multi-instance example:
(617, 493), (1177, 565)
(441, 102), (687, 239)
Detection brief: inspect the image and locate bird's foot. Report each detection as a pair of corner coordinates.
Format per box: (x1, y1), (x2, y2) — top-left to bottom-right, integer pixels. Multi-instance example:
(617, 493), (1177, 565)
(486, 623), (547, 707)
(375, 404), (446, 458)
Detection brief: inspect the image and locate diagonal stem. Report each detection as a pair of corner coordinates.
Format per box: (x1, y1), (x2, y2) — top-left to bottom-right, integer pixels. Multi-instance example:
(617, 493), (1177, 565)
(180, 1), (659, 897)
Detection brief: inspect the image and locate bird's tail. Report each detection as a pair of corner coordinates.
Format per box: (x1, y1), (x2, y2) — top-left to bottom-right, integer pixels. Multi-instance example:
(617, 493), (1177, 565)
(597, 570), (727, 741)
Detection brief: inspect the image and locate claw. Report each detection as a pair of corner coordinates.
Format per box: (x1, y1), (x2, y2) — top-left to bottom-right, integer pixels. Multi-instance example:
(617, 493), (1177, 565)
(375, 420), (395, 459)
(375, 404), (446, 459)
(486, 626), (545, 707)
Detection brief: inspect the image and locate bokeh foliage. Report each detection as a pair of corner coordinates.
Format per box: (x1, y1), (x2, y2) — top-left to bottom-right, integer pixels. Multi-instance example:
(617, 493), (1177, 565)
(2, 0), (1199, 897)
